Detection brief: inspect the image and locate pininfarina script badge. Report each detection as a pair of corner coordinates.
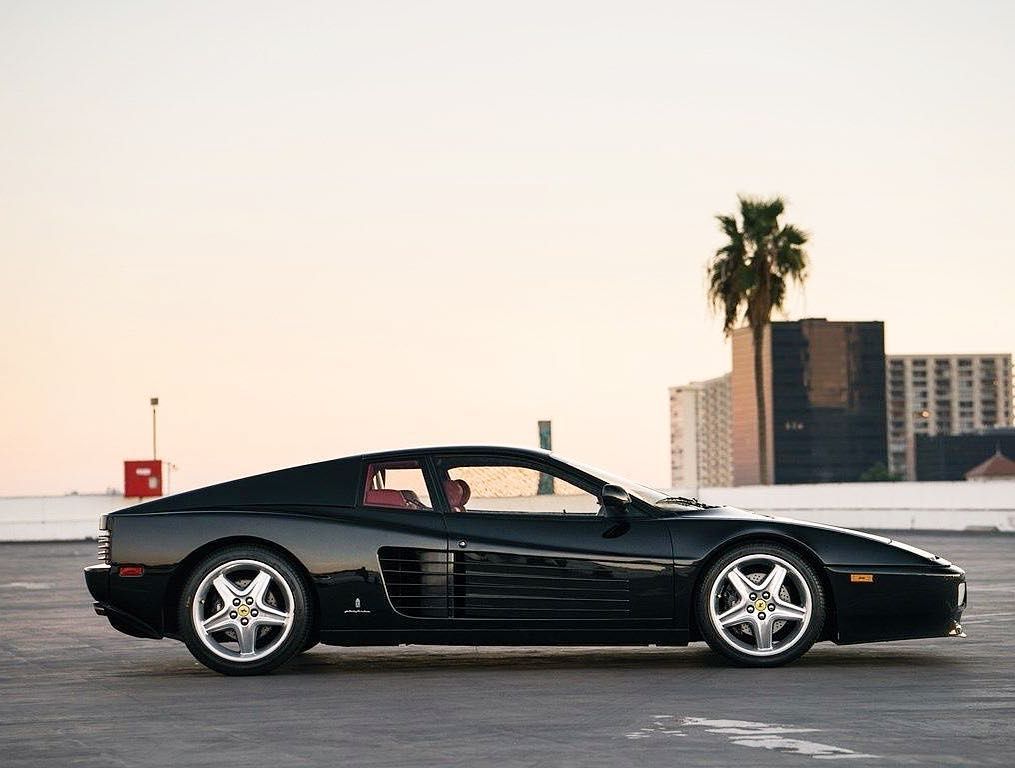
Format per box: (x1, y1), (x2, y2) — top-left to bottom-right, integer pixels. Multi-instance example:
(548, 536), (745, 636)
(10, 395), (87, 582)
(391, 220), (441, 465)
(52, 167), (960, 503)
(344, 597), (371, 615)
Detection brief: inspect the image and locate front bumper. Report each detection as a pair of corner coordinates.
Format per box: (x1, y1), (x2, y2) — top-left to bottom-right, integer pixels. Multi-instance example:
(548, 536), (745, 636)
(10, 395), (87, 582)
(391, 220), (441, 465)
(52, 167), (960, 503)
(828, 563), (966, 645)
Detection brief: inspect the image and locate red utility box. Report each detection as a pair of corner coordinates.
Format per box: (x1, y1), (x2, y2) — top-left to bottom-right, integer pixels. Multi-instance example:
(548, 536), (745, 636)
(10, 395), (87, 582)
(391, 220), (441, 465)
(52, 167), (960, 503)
(124, 460), (163, 498)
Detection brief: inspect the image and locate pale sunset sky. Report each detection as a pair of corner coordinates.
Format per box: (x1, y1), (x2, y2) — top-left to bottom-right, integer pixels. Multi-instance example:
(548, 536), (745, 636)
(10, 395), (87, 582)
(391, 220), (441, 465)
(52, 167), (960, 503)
(1, 1), (1013, 496)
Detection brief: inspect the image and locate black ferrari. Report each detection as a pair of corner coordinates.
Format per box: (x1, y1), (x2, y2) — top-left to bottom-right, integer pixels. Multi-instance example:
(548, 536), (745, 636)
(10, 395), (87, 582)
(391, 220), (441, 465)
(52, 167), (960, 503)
(84, 446), (966, 675)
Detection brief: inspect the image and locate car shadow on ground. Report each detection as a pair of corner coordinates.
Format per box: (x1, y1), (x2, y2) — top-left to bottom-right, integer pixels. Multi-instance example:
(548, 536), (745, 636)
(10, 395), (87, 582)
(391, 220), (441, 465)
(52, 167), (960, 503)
(280, 644), (965, 675)
(98, 642), (967, 679)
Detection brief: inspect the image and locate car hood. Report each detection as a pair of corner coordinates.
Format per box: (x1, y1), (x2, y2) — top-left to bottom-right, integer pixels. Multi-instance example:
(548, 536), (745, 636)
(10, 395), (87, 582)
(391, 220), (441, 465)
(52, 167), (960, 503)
(666, 504), (952, 567)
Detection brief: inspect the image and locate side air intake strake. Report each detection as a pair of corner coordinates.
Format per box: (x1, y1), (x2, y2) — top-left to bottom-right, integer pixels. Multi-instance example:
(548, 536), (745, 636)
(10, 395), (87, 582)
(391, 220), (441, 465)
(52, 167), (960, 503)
(377, 547), (634, 620)
(377, 547), (448, 618)
(451, 551), (631, 620)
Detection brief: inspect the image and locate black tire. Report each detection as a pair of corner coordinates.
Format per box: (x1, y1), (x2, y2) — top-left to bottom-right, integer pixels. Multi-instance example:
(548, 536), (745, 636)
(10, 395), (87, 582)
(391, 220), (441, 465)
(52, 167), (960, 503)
(179, 545), (312, 676)
(695, 542), (826, 667)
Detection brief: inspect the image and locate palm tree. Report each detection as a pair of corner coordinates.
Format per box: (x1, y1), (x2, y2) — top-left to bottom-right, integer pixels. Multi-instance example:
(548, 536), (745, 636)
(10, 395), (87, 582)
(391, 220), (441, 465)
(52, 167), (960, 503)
(707, 196), (808, 485)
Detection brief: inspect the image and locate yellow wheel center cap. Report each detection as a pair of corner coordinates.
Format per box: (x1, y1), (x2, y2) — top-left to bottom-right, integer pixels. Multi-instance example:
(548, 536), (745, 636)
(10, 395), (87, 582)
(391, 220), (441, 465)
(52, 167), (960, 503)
(237, 605), (250, 618)
(755, 599), (767, 612)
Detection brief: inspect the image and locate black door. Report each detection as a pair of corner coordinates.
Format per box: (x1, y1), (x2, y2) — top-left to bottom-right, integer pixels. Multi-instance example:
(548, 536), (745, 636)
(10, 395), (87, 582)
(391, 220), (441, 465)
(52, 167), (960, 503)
(445, 514), (674, 629)
(430, 454), (674, 631)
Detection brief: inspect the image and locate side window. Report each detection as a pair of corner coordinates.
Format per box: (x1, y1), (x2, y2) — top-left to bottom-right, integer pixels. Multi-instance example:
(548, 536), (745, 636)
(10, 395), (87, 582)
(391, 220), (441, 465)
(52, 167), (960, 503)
(439, 461), (601, 515)
(363, 461), (432, 510)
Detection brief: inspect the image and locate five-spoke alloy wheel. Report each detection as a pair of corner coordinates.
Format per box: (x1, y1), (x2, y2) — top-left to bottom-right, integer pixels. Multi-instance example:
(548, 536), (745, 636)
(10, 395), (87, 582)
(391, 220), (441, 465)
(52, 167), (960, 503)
(696, 543), (826, 667)
(180, 545), (311, 675)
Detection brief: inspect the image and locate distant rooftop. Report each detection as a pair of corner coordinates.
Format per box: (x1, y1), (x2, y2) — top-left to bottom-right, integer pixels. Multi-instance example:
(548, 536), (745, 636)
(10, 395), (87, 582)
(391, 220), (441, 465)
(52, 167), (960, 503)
(887, 352), (1012, 359)
(965, 451), (1015, 480)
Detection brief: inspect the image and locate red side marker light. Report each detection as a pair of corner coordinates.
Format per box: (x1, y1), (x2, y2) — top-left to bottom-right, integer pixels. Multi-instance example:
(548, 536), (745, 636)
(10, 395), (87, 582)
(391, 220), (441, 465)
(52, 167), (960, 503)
(118, 565), (144, 577)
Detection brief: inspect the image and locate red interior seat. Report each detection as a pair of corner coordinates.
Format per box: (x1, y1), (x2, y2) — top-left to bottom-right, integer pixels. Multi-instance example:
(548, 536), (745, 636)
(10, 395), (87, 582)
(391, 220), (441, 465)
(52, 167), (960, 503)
(365, 488), (410, 508)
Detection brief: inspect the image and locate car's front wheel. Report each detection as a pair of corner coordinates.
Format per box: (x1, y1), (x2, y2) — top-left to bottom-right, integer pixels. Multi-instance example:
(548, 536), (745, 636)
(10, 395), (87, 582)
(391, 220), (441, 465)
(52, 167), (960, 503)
(179, 545), (311, 675)
(695, 543), (826, 667)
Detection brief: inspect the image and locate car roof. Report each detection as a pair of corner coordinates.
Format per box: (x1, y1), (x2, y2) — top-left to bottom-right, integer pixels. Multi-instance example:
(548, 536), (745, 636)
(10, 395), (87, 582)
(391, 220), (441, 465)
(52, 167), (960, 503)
(357, 445), (554, 461)
(113, 446), (570, 516)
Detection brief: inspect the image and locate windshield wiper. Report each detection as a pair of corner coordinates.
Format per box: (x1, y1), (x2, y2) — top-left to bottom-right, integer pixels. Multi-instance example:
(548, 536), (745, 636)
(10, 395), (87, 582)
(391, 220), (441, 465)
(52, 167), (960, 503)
(656, 496), (717, 509)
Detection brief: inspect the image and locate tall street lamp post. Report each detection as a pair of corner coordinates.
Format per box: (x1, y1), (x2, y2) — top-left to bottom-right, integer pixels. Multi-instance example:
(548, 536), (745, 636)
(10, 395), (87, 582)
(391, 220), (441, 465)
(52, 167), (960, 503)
(151, 397), (159, 460)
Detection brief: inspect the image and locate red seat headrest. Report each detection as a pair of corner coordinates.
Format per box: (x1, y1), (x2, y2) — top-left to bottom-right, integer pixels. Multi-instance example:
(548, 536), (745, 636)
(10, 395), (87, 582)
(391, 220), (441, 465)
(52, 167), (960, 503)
(454, 479), (471, 505)
(444, 479), (464, 509)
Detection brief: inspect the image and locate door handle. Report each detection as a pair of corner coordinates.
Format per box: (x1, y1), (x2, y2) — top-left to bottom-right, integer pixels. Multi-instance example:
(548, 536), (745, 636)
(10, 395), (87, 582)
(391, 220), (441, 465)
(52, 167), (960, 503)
(457, 540), (467, 548)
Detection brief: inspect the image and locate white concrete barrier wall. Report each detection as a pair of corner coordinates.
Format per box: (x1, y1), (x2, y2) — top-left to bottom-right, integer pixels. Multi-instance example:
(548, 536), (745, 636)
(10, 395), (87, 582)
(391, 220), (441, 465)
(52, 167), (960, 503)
(687, 481), (1015, 532)
(0, 494), (132, 541)
(1, 481), (1013, 541)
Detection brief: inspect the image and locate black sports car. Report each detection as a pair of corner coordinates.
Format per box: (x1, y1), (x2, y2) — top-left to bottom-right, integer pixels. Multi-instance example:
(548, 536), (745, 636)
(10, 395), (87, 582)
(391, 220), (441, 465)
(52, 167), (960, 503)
(84, 446), (966, 675)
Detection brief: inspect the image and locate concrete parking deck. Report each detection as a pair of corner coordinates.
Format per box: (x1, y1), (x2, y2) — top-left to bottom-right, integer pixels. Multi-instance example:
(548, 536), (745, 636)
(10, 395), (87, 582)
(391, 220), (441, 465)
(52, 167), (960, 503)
(0, 533), (1012, 767)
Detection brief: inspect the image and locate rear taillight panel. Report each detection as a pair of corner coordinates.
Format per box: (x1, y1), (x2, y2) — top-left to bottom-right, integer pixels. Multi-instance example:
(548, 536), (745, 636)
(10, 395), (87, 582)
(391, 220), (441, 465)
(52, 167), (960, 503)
(97, 528), (111, 563)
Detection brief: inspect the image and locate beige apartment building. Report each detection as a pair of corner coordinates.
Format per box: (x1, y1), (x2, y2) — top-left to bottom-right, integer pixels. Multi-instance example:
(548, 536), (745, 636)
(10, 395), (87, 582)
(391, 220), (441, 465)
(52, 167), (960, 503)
(669, 374), (732, 489)
(887, 354), (1013, 480)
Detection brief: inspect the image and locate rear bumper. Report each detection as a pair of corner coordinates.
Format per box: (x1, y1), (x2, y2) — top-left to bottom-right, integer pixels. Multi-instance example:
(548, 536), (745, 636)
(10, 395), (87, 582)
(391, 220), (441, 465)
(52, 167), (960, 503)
(84, 564), (111, 603)
(828, 563), (966, 645)
(84, 564), (163, 640)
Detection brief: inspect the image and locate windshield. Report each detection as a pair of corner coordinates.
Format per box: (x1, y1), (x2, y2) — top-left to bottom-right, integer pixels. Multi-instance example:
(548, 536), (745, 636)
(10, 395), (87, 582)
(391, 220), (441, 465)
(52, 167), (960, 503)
(553, 454), (674, 505)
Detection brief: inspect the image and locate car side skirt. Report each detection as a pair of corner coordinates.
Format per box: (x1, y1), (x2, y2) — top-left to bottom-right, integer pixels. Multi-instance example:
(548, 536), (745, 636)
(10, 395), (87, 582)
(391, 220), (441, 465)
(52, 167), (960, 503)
(317, 628), (689, 647)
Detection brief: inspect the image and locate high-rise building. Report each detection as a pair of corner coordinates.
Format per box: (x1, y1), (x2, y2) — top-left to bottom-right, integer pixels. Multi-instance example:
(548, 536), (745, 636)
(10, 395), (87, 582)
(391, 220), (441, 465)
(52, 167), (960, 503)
(669, 374), (732, 489)
(887, 354), (1013, 479)
(731, 318), (887, 485)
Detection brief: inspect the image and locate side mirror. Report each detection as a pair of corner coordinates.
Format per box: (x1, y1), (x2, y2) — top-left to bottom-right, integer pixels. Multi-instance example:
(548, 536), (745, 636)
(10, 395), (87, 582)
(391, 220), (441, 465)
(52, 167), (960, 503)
(601, 484), (631, 517)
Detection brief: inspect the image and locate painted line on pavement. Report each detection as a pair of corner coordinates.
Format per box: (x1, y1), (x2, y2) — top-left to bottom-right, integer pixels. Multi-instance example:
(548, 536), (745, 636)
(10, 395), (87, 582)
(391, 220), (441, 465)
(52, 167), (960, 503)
(627, 715), (879, 760)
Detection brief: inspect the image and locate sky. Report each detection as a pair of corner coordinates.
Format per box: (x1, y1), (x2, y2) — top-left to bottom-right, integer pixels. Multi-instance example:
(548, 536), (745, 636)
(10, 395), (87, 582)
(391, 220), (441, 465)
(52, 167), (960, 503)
(1, 1), (1013, 496)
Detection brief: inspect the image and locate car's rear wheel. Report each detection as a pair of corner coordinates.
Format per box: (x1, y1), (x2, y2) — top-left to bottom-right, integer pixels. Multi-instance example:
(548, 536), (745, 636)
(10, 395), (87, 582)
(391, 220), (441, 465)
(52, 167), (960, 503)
(695, 543), (826, 667)
(179, 545), (311, 675)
